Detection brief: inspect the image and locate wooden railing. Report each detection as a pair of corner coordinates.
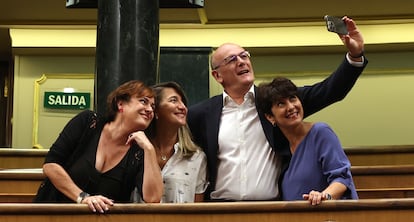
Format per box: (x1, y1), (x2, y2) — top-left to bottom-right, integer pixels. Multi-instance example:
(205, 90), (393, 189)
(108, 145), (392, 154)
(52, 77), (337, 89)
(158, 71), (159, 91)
(2, 145), (414, 202)
(1, 199), (414, 222)
(2, 165), (414, 202)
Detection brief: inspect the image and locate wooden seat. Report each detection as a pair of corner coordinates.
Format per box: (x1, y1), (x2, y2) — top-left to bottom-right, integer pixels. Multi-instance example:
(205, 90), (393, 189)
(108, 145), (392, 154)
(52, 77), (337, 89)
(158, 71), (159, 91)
(345, 145), (414, 166)
(2, 165), (414, 202)
(0, 193), (35, 203)
(2, 146), (414, 202)
(2, 145), (414, 168)
(352, 165), (414, 189)
(357, 188), (414, 199)
(0, 148), (47, 169)
(0, 168), (43, 199)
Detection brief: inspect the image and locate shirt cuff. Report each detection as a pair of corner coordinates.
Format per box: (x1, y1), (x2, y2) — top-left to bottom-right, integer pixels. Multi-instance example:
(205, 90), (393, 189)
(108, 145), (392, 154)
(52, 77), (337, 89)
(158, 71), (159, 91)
(346, 53), (364, 67)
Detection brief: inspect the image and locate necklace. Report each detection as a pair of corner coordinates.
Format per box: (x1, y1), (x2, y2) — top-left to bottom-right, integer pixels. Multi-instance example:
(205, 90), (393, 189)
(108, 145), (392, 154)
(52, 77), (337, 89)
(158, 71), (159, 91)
(152, 139), (174, 162)
(159, 147), (174, 162)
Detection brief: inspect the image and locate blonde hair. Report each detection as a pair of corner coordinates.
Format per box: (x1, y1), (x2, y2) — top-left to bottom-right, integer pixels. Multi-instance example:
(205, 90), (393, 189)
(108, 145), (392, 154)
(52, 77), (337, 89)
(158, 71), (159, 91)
(177, 123), (200, 157)
(147, 81), (201, 157)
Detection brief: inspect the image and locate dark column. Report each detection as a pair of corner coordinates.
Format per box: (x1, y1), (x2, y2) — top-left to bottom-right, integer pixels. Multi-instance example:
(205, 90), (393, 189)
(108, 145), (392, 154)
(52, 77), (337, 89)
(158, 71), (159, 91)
(95, 0), (159, 115)
(95, 0), (120, 115)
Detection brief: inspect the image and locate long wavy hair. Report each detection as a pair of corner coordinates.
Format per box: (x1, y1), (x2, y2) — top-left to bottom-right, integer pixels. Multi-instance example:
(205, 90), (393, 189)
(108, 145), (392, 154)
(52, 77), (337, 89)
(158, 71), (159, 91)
(146, 81), (201, 157)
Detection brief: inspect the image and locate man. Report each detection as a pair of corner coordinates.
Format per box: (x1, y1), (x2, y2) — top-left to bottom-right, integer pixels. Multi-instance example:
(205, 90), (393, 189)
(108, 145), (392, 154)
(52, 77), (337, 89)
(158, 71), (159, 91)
(187, 17), (367, 201)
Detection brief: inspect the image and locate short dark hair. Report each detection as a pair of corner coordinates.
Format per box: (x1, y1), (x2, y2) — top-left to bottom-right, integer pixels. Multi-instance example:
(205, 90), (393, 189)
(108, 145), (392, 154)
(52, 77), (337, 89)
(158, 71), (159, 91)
(256, 77), (298, 116)
(106, 80), (154, 122)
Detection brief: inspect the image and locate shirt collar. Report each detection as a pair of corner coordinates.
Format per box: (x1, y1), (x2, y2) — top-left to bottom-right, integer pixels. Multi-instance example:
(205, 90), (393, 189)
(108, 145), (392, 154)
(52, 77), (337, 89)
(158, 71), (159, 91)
(223, 85), (255, 105)
(173, 142), (179, 152)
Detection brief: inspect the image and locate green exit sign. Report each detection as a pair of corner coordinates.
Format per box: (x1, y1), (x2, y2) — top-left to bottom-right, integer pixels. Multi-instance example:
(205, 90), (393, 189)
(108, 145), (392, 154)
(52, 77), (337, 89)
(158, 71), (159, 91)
(44, 92), (91, 110)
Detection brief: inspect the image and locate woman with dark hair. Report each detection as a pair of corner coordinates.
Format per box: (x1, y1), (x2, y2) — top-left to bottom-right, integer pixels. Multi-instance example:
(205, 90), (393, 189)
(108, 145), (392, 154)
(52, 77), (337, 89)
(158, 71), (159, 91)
(36, 80), (163, 212)
(134, 81), (208, 203)
(256, 77), (358, 205)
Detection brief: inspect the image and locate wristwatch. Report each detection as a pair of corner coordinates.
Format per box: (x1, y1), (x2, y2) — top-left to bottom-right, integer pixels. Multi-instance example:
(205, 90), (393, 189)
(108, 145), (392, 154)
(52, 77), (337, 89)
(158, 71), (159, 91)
(325, 193), (332, 200)
(76, 191), (90, 204)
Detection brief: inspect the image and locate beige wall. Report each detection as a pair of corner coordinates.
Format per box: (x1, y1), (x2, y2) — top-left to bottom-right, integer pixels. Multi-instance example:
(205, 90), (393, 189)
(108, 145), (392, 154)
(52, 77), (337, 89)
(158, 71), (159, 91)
(12, 51), (414, 149)
(210, 51), (414, 147)
(12, 55), (95, 149)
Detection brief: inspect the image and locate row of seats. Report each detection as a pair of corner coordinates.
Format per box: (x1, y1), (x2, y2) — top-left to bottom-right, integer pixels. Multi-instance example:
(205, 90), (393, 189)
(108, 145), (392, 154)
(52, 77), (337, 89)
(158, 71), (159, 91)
(2, 145), (414, 169)
(2, 165), (414, 202)
(1, 145), (414, 202)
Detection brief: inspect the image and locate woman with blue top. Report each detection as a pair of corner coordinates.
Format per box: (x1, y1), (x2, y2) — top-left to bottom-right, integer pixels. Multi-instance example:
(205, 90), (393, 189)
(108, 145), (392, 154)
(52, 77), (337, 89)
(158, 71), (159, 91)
(256, 77), (358, 205)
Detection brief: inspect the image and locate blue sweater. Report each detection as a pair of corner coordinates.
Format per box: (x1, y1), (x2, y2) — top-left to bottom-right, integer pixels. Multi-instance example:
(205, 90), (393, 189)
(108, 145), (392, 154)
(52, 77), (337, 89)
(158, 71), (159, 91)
(281, 122), (358, 200)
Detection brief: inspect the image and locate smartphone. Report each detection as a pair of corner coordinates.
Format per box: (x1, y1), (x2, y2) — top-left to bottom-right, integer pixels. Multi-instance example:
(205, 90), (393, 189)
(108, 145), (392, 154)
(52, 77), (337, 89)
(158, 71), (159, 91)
(324, 15), (348, 35)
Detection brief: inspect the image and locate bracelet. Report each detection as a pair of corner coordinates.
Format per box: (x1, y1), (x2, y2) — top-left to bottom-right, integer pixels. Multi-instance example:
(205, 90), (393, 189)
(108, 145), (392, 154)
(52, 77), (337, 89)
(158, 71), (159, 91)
(76, 191), (90, 204)
(325, 193), (333, 200)
(349, 50), (364, 58)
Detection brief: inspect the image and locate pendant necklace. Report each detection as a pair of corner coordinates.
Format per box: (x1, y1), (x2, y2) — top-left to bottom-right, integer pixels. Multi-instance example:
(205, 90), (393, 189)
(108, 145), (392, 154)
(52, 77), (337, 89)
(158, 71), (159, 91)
(153, 139), (173, 162)
(159, 148), (170, 161)
(159, 148), (173, 162)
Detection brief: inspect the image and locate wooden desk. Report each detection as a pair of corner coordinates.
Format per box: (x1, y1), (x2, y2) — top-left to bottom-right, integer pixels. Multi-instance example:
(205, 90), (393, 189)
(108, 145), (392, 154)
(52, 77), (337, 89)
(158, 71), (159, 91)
(1, 199), (414, 222)
(2, 145), (414, 169)
(352, 165), (414, 189)
(0, 149), (47, 169)
(3, 165), (414, 202)
(0, 168), (43, 193)
(345, 145), (414, 166)
(0, 168), (43, 203)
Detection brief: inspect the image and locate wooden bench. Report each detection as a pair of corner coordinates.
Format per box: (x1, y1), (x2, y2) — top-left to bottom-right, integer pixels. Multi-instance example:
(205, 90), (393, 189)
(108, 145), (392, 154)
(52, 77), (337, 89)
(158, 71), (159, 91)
(352, 165), (414, 189)
(2, 146), (414, 202)
(1, 199), (414, 222)
(345, 145), (414, 166)
(0, 168), (43, 203)
(3, 145), (414, 169)
(0, 193), (35, 203)
(357, 188), (414, 199)
(0, 148), (47, 169)
(2, 145), (414, 168)
(2, 165), (414, 202)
